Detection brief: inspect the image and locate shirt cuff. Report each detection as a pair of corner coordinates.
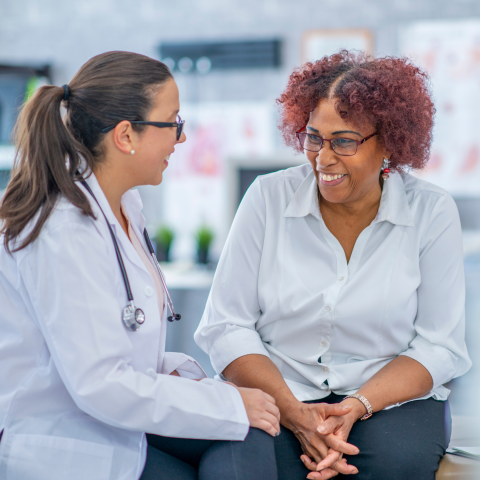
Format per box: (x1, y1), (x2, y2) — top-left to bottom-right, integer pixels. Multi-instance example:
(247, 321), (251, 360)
(162, 352), (208, 379)
(400, 335), (458, 389)
(208, 328), (270, 374)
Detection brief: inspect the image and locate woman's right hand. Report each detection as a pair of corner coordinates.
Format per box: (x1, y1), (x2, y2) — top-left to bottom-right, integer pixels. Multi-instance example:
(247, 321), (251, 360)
(237, 387), (281, 437)
(284, 402), (360, 478)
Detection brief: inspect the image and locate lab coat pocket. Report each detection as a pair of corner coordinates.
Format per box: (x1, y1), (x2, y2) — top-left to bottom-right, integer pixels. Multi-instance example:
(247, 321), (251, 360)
(6, 434), (113, 480)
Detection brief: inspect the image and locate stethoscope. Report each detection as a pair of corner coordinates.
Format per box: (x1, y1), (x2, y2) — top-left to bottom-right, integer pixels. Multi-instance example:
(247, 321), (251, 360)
(81, 180), (181, 331)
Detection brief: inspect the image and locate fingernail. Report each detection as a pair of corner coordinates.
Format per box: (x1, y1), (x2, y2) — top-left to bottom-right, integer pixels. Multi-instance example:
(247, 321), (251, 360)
(307, 476), (315, 480)
(342, 405), (352, 409)
(317, 425), (326, 433)
(353, 469), (359, 474)
(316, 466), (324, 472)
(275, 431), (280, 437)
(354, 448), (360, 454)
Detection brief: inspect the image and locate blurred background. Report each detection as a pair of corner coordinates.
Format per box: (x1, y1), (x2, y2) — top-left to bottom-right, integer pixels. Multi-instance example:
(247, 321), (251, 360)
(1, 0), (479, 445)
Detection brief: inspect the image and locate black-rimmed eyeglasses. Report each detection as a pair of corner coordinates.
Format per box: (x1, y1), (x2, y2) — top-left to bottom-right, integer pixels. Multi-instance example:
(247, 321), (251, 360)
(295, 126), (377, 156)
(101, 115), (185, 141)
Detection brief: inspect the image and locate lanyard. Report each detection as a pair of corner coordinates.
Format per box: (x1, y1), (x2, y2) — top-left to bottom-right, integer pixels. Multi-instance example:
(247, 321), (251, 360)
(80, 180), (181, 330)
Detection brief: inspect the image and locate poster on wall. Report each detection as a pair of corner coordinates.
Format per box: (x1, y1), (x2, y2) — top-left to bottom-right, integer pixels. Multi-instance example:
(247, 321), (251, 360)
(400, 20), (480, 197)
(302, 29), (374, 63)
(161, 102), (274, 260)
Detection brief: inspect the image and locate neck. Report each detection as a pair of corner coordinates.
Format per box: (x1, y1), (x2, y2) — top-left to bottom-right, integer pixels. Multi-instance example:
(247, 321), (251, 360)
(93, 163), (130, 233)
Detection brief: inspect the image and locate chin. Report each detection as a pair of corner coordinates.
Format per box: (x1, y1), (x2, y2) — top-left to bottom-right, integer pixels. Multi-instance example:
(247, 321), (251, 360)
(154, 173), (164, 186)
(318, 186), (348, 204)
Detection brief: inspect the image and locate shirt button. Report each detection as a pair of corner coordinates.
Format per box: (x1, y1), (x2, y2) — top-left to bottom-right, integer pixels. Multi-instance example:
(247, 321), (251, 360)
(321, 340), (328, 347)
(325, 306), (331, 312)
(338, 276), (344, 281)
(146, 368), (156, 378)
(144, 286), (154, 297)
(323, 366), (328, 372)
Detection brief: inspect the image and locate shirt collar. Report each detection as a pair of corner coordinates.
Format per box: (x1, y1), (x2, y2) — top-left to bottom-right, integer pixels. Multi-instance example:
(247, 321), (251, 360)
(284, 168), (414, 227)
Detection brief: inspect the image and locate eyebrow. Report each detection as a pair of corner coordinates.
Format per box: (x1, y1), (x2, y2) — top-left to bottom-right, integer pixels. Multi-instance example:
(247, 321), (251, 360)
(332, 130), (362, 137)
(306, 126), (362, 138)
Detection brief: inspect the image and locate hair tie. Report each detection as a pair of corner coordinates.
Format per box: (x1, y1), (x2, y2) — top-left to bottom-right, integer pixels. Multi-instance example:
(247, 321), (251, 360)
(62, 84), (70, 101)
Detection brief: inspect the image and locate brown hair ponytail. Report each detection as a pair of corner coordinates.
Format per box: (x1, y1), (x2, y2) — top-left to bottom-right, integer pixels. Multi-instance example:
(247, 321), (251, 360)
(0, 51), (172, 253)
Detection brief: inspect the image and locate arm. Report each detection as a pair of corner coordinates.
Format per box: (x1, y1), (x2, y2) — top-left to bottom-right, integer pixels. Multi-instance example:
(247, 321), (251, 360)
(224, 354), (360, 478)
(345, 356), (432, 418)
(224, 354), (300, 424)
(21, 216), (250, 441)
(310, 193), (471, 476)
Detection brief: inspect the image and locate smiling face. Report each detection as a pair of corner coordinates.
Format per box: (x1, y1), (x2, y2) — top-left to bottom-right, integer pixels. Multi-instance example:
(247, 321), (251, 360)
(132, 78), (186, 185)
(306, 97), (388, 206)
(103, 77), (186, 188)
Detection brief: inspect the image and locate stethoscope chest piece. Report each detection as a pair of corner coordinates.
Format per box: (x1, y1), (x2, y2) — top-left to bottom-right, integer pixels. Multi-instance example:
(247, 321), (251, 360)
(80, 179), (181, 333)
(122, 304), (146, 331)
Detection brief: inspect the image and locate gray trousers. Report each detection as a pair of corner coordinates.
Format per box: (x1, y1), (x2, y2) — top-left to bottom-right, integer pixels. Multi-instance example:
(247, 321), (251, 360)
(140, 427), (277, 480)
(274, 394), (450, 480)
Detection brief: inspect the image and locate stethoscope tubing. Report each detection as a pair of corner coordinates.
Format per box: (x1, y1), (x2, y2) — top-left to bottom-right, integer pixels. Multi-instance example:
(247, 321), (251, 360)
(80, 180), (180, 325)
(143, 229), (181, 321)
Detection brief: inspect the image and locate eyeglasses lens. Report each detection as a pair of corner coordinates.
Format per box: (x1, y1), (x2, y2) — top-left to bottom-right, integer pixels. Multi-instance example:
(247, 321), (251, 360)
(300, 133), (322, 152)
(176, 115), (184, 141)
(331, 138), (357, 156)
(298, 134), (357, 156)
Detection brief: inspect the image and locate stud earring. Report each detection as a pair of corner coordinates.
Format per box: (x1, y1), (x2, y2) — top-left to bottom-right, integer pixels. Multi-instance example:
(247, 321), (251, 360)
(130, 150), (135, 155)
(381, 158), (391, 180)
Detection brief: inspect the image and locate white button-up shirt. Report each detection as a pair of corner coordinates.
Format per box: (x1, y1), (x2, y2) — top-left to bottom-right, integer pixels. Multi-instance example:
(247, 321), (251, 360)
(195, 164), (471, 403)
(0, 173), (249, 480)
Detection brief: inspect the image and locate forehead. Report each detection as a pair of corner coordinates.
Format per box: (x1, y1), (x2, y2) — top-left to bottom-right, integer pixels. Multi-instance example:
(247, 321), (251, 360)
(308, 98), (370, 133)
(151, 78), (179, 112)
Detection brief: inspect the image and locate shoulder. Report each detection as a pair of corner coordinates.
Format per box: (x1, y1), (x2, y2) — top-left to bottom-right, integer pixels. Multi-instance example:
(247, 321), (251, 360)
(401, 171), (458, 214)
(44, 196), (98, 235)
(401, 171), (448, 197)
(254, 163), (312, 199)
(3, 195), (104, 265)
(400, 172), (460, 234)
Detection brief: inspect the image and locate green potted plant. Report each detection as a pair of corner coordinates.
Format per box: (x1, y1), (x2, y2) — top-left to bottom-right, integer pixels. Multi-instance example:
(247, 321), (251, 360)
(195, 225), (214, 264)
(154, 225), (175, 262)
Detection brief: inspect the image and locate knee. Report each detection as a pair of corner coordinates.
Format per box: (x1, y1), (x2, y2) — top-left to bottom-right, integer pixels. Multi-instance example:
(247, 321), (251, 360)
(350, 447), (441, 480)
(243, 427), (275, 450)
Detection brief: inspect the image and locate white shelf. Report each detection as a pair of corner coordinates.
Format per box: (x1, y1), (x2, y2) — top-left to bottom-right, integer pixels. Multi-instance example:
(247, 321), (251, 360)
(160, 261), (214, 290)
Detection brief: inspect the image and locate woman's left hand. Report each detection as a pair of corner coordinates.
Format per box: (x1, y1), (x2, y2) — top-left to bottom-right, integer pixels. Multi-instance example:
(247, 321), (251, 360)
(302, 400), (365, 478)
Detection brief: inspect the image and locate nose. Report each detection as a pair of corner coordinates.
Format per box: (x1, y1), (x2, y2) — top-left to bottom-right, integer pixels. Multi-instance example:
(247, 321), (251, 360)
(178, 131), (187, 144)
(315, 143), (338, 168)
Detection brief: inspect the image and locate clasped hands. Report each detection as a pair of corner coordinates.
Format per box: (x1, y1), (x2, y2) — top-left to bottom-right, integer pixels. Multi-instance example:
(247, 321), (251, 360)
(285, 399), (367, 479)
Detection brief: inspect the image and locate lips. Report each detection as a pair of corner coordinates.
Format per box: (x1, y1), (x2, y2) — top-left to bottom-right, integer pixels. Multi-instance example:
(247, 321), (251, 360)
(318, 171), (347, 186)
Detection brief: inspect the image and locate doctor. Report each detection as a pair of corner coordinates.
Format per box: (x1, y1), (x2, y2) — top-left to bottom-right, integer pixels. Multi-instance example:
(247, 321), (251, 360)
(0, 51), (333, 480)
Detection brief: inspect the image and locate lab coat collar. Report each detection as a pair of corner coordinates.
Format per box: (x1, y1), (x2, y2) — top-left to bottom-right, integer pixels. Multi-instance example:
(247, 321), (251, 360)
(77, 171), (149, 272)
(283, 167), (414, 227)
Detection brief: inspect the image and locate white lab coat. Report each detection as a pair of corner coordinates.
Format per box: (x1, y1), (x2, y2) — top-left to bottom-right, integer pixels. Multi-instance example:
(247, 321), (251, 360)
(0, 172), (249, 480)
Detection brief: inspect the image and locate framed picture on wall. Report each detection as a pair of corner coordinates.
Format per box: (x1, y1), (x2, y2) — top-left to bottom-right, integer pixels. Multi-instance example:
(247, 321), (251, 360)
(301, 29), (374, 63)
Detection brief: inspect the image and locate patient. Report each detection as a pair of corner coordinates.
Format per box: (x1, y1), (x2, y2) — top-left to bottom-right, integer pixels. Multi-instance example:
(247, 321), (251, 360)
(195, 50), (471, 479)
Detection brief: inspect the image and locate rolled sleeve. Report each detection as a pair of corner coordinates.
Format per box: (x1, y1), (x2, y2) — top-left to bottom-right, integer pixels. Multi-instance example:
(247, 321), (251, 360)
(399, 192), (471, 388)
(195, 178), (270, 373)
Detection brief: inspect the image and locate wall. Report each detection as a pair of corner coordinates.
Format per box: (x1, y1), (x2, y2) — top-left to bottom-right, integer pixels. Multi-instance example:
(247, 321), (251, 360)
(2, 0), (480, 232)
(2, 0), (480, 102)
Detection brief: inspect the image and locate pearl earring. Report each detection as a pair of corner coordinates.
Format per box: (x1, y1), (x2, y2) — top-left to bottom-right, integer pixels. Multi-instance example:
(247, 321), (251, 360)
(381, 159), (391, 180)
(130, 150), (135, 155)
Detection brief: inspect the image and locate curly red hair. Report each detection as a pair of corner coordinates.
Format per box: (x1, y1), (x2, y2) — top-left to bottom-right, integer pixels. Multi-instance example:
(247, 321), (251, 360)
(277, 50), (435, 170)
